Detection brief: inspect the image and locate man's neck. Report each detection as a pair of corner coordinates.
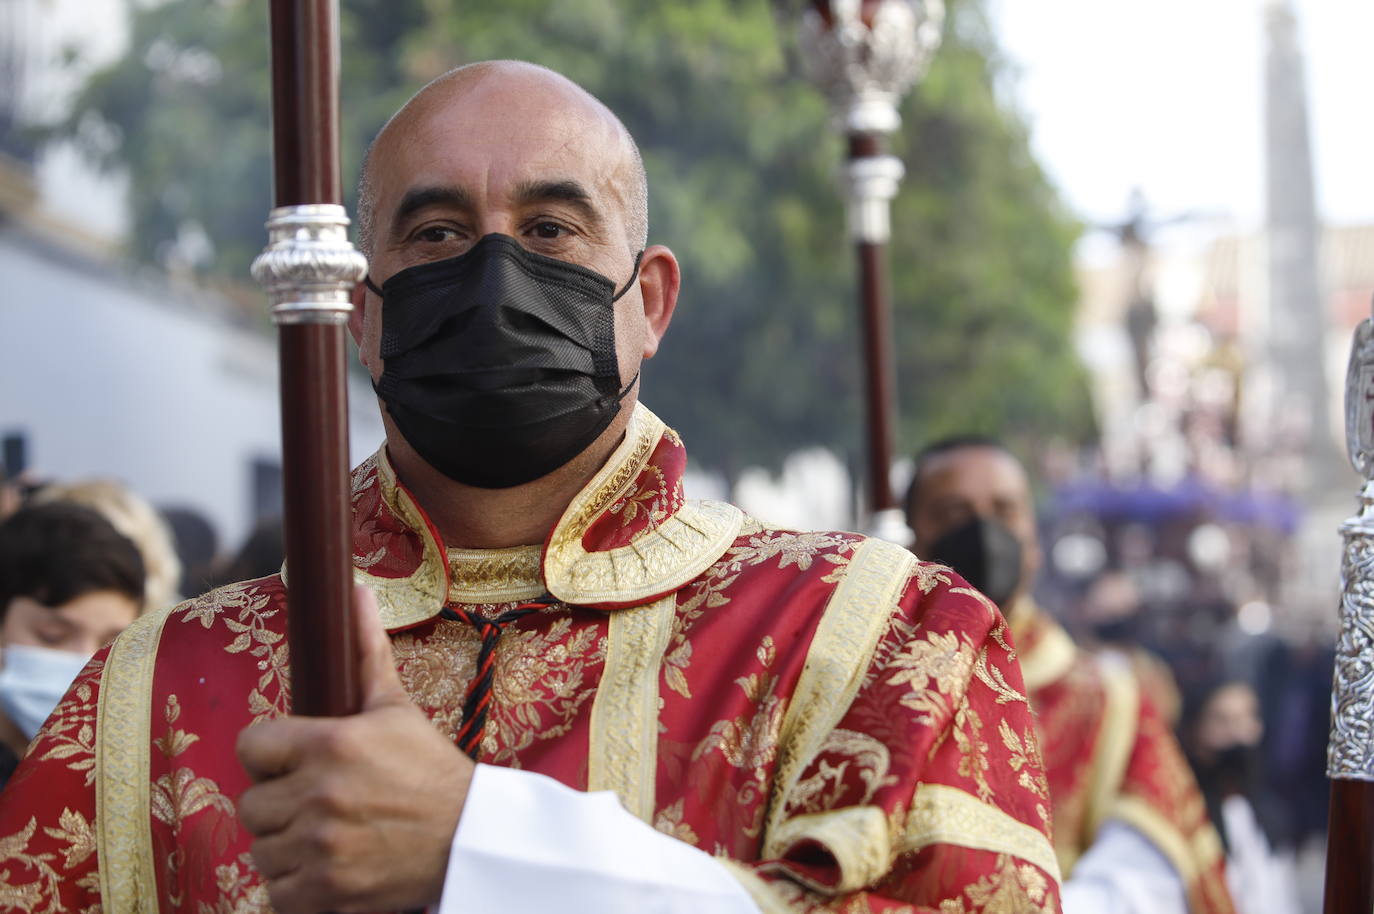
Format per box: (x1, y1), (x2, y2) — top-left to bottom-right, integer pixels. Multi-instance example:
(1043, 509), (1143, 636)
(383, 412), (631, 550)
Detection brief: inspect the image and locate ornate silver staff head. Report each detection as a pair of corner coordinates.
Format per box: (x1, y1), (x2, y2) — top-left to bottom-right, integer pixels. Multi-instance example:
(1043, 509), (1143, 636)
(796, 0), (945, 136)
(1330, 309), (1374, 780)
(790, 0), (944, 244)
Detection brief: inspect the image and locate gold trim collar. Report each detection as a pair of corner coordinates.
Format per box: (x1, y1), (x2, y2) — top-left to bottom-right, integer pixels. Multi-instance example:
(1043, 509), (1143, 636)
(356, 403), (742, 628)
(1013, 600), (1079, 693)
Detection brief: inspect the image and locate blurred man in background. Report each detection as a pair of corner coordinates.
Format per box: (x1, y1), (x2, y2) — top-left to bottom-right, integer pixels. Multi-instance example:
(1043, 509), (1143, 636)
(0, 502), (144, 788)
(906, 436), (1235, 914)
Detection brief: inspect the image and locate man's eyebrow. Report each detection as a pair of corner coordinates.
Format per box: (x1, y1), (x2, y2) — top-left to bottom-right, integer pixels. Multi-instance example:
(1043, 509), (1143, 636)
(388, 185), (473, 237)
(512, 179), (605, 229)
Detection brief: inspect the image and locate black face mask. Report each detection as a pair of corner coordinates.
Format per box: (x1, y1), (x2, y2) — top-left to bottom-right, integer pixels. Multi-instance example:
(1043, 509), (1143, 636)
(368, 234), (642, 489)
(1194, 742), (1262, 796)
(924, 515), (1024, 609)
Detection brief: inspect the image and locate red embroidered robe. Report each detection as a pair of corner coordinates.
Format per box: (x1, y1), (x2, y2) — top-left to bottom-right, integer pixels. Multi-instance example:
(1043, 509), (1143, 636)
(0, 406), (1061, 913)
(1013, 603), (1235, 914)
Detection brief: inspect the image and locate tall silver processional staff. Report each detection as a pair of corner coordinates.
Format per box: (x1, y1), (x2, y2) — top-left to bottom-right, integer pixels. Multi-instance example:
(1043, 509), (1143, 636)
(782, 0), (943, 540)
(1325, 306), (1374, 912)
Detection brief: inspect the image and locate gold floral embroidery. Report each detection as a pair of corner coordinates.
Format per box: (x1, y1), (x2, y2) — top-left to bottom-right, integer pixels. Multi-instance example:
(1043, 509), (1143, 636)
(910, 561), (957, 595)
(148, 696), (234, 907)
(938, 854), (1056, 914)
(0, 817), (60, 914)
(886, 631), (977, 727)
(953, 698), (993, 803)
(788, 729), (897, 814)
(197, 853), (272, 914)
(690, 633), (785, 842)
(724, 530), (858, 573)
(972, 646), (1029, 708)
(608, 464), (670, 529)
(653, 799), (700, 847)
(394, 612), (606, 766)
(41, 810), (94, 871)
(489, 619), (605, 762)
(177, 582), (290, 723)
(153, 695), (199, 759)
(33, 660), (102, 785)
(150, 768), (234, 829)
(999, 719), (1050, 825)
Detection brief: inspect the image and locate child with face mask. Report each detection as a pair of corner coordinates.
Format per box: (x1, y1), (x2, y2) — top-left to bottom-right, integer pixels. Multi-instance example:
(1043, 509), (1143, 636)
(0, 502), (144, 787)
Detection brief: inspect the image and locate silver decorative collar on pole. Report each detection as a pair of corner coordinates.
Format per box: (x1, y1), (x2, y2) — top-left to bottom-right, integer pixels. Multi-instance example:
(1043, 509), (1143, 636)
(251, 204), (369, 325)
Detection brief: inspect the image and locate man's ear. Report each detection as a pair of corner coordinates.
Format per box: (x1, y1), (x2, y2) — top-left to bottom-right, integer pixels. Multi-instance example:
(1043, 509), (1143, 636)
(636, 245), (680, 360)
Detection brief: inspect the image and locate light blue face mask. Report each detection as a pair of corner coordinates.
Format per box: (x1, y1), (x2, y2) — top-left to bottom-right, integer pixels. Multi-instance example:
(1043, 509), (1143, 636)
(0, 644), (91, 740)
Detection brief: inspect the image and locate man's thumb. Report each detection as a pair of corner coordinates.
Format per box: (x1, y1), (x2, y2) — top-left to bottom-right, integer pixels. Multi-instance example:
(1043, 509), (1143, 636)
(353, 583), (406, 710)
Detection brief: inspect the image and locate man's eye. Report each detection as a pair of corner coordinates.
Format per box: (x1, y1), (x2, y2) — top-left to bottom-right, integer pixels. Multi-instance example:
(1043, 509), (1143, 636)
(532, 222), (565, 239)
(415, 226), (459, 243)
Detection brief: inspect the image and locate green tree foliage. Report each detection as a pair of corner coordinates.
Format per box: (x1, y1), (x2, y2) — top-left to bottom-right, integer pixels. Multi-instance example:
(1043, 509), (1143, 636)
(55, 0), (1092, 474)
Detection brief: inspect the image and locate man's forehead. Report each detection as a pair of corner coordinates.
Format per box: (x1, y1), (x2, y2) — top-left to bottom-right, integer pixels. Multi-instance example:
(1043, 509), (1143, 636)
(921, 447), (1029, 498)
(372, 75), (628, 207)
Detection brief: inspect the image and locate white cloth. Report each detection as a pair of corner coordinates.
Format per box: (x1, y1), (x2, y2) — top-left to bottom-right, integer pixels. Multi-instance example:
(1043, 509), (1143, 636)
(437, 763), (763, 914)
(1219, 795), (1303, 914)
(1062, 819), (1189, 914)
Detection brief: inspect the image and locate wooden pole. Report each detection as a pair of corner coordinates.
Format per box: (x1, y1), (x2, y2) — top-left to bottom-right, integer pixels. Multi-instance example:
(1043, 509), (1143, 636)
(253, 0), (366, 718)
(849, 131), (898, 515)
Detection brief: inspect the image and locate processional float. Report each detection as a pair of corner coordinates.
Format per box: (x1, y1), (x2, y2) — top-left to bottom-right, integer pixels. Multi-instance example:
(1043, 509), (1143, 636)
(1326, 306), (1374, 911)
(250, 0), (364, 718)
(784, 0), (943, 540)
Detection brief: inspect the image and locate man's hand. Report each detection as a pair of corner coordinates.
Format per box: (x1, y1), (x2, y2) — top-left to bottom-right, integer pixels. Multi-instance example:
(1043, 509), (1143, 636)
(237, 584), (473, 913)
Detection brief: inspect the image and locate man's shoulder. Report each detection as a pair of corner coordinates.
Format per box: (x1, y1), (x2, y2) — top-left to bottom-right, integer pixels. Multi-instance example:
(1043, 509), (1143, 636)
(127, 575), (291, 702)
(702, 510), (989, 628)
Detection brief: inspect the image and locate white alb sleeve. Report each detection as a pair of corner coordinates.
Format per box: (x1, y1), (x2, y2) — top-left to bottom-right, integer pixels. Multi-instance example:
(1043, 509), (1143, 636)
(1061, 819), (1190, 914)
(435, 763), (763, 914)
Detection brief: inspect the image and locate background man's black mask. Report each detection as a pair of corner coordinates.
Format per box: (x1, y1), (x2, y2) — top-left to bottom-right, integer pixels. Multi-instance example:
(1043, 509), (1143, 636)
(924, 515), (1024, 609)
(369, 234), (642, 489)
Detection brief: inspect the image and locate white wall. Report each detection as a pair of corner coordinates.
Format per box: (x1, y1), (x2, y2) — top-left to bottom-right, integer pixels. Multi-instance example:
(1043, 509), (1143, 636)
(0, 231), (385, 547)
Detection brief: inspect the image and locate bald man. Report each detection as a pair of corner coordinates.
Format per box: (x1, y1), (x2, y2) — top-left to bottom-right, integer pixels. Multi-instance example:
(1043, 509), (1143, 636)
(0, 63), (1062, 914)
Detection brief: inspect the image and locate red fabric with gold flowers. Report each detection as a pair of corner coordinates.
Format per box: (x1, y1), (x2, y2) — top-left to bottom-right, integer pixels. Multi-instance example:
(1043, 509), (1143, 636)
(0, 406), (1062, 913)
(1016, 605), (1235, 914)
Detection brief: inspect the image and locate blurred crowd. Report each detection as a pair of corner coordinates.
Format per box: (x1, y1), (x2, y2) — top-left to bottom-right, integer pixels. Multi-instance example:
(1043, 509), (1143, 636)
(0, 467), (283, 790)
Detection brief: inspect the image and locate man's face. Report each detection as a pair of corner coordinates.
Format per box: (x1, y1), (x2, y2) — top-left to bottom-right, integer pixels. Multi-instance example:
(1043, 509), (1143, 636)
(357, 69), (649, 392)
(907, 446), (1042, 599)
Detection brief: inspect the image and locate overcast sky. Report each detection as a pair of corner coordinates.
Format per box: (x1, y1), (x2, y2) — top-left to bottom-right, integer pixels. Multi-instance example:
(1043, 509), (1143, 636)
(992, 0), (1373, 252)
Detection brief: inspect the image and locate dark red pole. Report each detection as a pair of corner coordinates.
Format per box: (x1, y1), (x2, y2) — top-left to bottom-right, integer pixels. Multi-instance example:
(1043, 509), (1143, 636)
(849, 132), (898, 514)
(1324, 780), (1374, 913)
(269, 0), (340, 205)
(262, 0), (360, 718)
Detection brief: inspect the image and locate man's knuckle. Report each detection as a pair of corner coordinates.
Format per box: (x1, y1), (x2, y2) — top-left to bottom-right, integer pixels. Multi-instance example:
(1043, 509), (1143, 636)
(310, 820), (351, 860)
(316, 721), (357, 759)
(311, 775), (352, 815)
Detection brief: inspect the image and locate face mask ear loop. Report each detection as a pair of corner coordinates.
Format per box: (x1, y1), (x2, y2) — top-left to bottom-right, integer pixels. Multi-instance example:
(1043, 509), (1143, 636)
(610, 250), (646, 302)
(599, 370), (641, 408)
(364, 275), (385, 298)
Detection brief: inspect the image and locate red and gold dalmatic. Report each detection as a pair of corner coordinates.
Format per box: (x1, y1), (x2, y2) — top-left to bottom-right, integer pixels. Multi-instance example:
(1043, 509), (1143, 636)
(1012, 603), (1234, 914)
(0, 406), (1061, 913)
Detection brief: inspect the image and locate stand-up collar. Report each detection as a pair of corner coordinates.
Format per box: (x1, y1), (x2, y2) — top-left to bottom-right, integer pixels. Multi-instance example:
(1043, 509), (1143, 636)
(347, 403), (742, 630)
(1010, 598), (1078, 693)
